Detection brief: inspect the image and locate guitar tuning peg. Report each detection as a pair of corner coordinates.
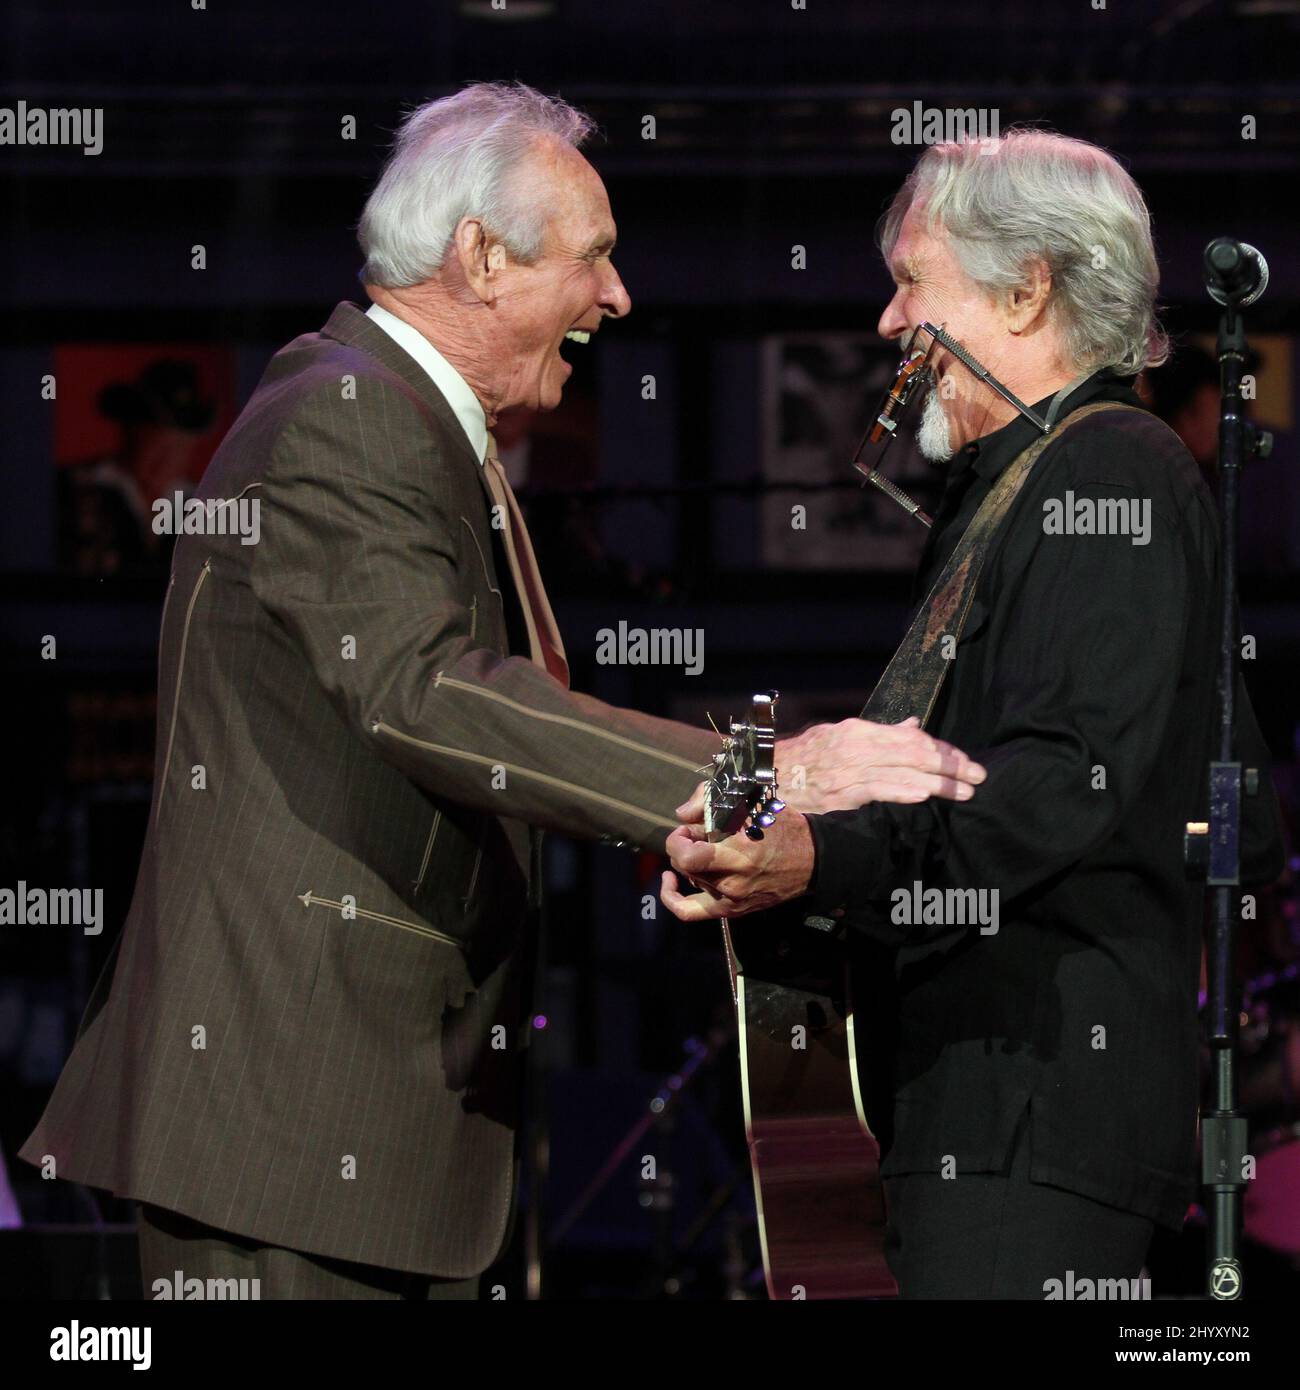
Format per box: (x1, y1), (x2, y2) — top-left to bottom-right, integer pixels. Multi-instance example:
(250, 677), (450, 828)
(755, 810), (776, 828)
(745, 825), (765, 841)
(766, 797), (786, 815)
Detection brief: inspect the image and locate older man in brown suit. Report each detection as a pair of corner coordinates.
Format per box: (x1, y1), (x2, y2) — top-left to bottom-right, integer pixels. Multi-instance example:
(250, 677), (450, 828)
(20, 82), (983, 1299)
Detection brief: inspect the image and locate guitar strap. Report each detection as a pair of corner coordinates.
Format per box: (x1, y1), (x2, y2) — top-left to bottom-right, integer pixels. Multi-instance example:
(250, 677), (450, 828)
(859, 401), (1147, 728)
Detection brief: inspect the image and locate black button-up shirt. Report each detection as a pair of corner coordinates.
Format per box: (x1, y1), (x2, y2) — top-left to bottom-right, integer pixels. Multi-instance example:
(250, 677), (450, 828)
(805, 369), (1223, 1229)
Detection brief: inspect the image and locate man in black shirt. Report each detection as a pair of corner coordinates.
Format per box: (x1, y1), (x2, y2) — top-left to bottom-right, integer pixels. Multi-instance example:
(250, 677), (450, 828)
(661, 129), (1276, 1297)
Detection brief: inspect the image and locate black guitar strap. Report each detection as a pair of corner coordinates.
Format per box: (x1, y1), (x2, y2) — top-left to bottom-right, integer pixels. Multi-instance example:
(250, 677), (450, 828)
(860, 401), (1147, 728)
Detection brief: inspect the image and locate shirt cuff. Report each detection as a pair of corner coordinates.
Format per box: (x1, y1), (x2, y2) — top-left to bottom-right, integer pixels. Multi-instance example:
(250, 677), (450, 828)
(803, 809), (889, 919)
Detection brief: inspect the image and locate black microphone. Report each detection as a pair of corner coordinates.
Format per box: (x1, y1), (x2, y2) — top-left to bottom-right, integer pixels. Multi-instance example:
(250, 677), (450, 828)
(1204, 239), (1269, 307)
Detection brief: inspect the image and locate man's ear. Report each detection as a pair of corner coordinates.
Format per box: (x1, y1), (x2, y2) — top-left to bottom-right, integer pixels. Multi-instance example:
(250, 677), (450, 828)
(1005, 259), (1053, 334)
(453, 216), (504, 305)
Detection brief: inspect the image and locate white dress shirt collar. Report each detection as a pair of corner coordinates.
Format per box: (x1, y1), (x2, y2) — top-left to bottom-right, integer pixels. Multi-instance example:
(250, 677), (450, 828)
(364, 301), (488, 465)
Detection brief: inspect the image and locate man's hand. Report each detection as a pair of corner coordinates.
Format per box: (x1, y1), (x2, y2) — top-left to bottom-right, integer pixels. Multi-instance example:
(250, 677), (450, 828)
(659, 811), (815, 923)
(674, 716), (986, 823)
(778, 715), (985, 814)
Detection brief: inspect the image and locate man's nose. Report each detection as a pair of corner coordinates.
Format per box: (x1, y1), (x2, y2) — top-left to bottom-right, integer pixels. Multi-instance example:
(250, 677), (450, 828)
(877, 293), (908, 343)
(601, 263), (632, 320)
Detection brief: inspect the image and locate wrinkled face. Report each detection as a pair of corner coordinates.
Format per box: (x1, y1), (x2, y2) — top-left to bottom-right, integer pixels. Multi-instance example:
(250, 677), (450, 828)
(492, 141), (631, 412)
(877, 202), (1011, 455)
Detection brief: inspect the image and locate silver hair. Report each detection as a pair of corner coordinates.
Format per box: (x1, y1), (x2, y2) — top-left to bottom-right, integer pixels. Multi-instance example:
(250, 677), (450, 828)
(358, 81), (596, 288)
(879, 127), (1169, 376)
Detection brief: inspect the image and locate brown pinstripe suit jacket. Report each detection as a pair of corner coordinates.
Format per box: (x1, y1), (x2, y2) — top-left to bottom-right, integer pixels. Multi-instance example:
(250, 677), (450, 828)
(21, 301), (717, 1277)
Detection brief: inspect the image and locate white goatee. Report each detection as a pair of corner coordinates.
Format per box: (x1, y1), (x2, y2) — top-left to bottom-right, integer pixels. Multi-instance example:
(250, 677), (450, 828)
(916, 385), (954, 462)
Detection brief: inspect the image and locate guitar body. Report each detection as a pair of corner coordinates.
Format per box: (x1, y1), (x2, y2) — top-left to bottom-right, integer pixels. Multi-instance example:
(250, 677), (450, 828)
(724, 913), (897, 1300)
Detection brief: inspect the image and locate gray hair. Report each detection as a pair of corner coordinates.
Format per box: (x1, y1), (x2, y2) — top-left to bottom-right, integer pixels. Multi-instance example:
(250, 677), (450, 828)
(358, 81), (596, 288)
(879, 127), (1169, 375)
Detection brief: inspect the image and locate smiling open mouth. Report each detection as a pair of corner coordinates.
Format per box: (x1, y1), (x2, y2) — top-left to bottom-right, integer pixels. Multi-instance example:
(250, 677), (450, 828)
(564, 329), (591, 344)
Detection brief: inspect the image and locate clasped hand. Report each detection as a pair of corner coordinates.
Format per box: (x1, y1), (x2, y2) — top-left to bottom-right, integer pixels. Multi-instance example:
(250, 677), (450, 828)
(660, 716), (986, 923)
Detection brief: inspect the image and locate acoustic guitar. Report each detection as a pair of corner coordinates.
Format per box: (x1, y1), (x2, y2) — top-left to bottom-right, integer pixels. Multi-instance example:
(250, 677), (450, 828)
(703, 691), (897, 1300)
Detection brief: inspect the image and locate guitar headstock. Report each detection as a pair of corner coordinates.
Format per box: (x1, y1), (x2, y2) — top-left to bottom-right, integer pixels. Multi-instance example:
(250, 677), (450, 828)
(703, 690), (786, 841)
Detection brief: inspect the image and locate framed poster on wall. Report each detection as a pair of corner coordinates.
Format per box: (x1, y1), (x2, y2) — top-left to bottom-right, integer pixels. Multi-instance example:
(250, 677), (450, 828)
(759, 332), (939, 573)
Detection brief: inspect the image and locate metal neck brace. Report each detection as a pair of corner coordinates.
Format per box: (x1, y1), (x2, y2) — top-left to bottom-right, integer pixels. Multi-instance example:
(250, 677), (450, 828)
(916, 321), (1095, 433)
(850, 321), (1097, 530)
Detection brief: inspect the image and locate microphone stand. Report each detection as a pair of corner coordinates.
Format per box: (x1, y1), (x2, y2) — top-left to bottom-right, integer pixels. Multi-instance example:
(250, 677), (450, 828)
(1188, 242), (1274, 1301)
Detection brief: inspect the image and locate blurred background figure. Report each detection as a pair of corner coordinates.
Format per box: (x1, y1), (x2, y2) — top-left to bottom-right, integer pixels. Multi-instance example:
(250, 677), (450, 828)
(57, 359), (216, 578)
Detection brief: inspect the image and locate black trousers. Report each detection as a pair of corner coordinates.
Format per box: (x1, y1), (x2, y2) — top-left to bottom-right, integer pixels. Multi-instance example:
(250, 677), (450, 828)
(137, 1203), (479, 1301)
(882, 1105), (1156, 1299)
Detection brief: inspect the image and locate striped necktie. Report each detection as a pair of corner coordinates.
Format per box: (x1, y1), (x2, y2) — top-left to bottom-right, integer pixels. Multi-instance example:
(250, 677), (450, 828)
(483, 432), (570, 688)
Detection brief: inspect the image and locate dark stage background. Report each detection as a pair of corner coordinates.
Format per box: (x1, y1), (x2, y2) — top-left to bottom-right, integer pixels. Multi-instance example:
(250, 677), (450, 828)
(1, 0), (1298, 1301)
